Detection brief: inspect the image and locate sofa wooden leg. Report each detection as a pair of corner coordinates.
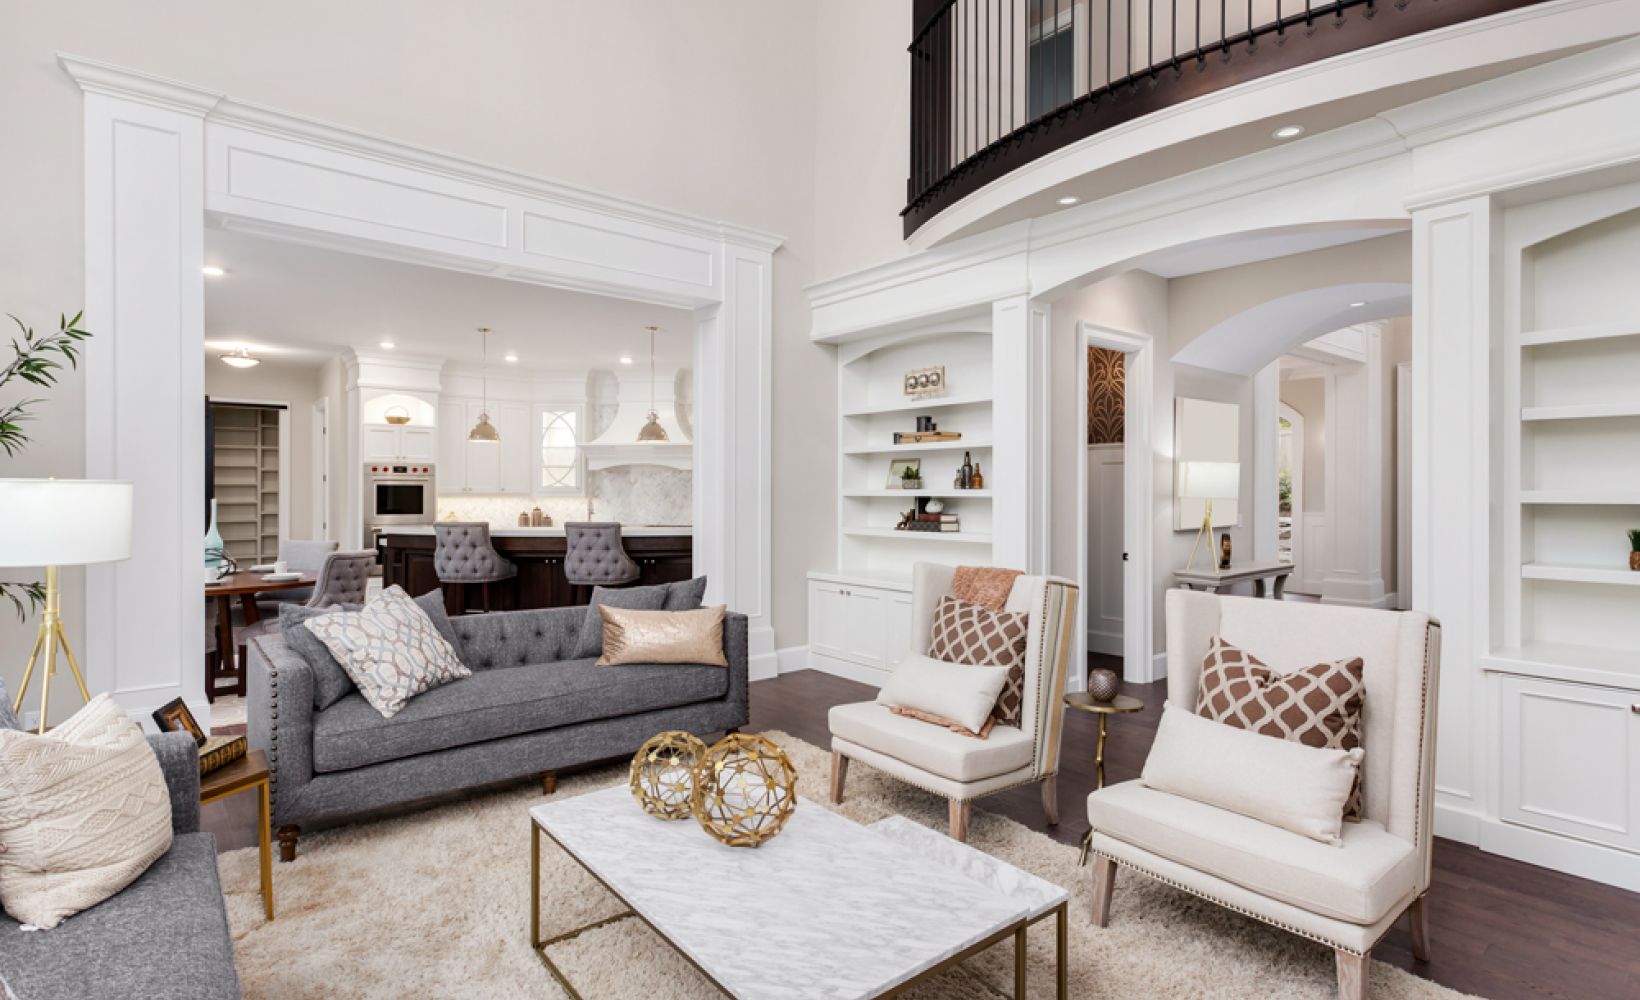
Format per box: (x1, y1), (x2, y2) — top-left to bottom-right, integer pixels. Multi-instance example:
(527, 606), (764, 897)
(276, 825), (300, 863)
(1335, 949), (1369, 1000)
(948, 800), (971, 843)
(541, 771), (557, 795)
(829, 751), (848, 805)
(1409, 894), (1431, 962)
(1090, 856), (1116, 927)
(1041, 774), (1060, 825)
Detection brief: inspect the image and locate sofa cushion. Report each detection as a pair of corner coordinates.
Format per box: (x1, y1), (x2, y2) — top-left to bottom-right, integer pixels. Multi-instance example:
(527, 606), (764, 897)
(1086, 780), (1418, 924)
(0, 832), (240, 1000)
(303, 586), (471, 719)
(312, 657), (730, 772)
(828, 701), (1033, 783)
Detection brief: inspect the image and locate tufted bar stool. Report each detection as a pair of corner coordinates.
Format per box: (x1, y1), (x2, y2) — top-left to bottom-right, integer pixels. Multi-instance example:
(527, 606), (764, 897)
(563, 522), (640, 602)
(239, 550), (376, 670)
(435, 521), (518, 613)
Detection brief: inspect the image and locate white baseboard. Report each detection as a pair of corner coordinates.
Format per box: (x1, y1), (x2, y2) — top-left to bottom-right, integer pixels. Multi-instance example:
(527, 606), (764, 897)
(807, 650), (892, 687)
(1433, 805), (1640, 893)
(1125, 652), (1167, 685)
(748, 650), (779, 682)
(1433, 800), (1483, 845)
(774, 645), (809, 675)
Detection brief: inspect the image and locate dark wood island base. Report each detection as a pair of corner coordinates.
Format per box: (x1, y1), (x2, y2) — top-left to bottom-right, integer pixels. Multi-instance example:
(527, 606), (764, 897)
(379, 530), (693, 613)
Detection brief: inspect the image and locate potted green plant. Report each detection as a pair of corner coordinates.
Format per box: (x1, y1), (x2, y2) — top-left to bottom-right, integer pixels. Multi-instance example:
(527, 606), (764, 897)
(1629, 529), (1640, 572)
(900, 465), (922, 490)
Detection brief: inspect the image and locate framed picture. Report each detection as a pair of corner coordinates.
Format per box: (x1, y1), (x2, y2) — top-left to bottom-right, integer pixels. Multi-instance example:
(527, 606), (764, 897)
(886, 458), (922, 488)
(902, 365), (946, 400)
(152, 698), (207, 746)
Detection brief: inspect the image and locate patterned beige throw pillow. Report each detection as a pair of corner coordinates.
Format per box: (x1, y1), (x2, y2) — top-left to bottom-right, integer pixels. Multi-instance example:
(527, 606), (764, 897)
(926, 595), (1028, 726)
(1196, 636), (1367, 820)
(0, 694), (172, 929)
(304, 585), (472, 718)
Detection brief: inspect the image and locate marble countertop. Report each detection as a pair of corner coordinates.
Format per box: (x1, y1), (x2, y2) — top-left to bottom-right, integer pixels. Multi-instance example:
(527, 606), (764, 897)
(383, 524), (692, 537)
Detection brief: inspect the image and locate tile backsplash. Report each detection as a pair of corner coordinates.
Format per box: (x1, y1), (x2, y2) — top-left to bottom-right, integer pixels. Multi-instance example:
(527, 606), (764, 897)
(438, 468), (691, 527)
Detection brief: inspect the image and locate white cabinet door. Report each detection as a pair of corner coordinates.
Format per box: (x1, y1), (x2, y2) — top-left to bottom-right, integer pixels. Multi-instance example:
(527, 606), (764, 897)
(464, 399), (501, 494)
(880, 590), (915, 666)
(363, 424), (400, 461)
(1500, 675), (1640, 853)
(809, 582), (851, 661)
(495, 402), (532, 494)
(400, 426), (436, 462)
(841, 587), (887, 669)
(437, 399), (468, 489)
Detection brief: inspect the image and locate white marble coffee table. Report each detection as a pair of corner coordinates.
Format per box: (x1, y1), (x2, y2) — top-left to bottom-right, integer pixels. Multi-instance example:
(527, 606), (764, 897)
(530, 785), (1065, 999)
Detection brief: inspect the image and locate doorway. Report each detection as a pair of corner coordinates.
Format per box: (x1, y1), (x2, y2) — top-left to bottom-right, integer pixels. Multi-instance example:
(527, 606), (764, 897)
(1278, 403), (1304, 569)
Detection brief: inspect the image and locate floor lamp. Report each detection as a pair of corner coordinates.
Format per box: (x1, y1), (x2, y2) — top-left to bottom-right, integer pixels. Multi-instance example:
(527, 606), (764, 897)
(1179, 461), (1240, 574)
(0, 479), (133, 733)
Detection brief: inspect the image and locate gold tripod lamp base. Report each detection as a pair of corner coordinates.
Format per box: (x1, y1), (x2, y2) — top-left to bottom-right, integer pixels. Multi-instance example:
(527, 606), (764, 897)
(12, 566), (92, 735)
(1184, 499), (1218, 575)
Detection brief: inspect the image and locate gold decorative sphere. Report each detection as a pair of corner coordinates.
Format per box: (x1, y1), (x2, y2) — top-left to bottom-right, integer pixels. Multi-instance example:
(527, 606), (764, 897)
(691, 733), (798, 848)
(629, 731), (709, 820)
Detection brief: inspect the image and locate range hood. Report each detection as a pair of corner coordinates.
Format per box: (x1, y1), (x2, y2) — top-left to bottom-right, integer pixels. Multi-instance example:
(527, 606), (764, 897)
(582, 367), (692, 471)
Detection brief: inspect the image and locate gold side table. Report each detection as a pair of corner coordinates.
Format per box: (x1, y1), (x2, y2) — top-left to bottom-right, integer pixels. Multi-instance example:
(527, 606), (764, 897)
(201, 749), (273, 921)
(1064, 692), (1144, 865)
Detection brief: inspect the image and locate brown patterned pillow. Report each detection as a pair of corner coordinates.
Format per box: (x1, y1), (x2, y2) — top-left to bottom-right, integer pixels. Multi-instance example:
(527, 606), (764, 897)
(927, 595), (1028, 726)
(1196, 636), (1366, 820)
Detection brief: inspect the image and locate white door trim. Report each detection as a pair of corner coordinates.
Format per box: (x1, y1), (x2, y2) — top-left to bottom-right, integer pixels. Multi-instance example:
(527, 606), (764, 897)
(64, 55), (784, 722)
(1076, 321), (1157, 685)
(1279, 401), (1305, 573)
(312, 397), (330, 540)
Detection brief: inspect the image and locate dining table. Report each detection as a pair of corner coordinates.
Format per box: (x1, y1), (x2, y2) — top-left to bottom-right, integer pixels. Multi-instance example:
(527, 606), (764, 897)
(204, 570), (316, 701)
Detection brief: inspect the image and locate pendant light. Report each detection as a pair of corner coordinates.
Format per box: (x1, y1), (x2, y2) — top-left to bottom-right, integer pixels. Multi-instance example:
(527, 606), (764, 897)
(637, 325), (669, 442)
(468, 327), (500, 442)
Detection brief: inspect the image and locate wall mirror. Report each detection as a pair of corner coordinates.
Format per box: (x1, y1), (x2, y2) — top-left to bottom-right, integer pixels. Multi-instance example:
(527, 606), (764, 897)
(1174, 397), (1240, 530)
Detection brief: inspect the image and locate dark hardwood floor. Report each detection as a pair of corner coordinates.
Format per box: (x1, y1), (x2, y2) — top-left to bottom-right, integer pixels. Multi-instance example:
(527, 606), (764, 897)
(203, 668), (1640, 999)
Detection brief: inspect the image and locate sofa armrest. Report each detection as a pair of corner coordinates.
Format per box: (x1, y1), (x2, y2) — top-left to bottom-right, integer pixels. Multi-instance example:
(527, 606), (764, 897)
(246, 632), (316, 826)
(723, 612), (750, 710)
(147, 732), (200, 834)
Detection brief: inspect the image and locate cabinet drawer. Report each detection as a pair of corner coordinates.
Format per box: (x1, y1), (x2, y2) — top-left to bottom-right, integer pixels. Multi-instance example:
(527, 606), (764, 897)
(1499, 674), (1640, 853)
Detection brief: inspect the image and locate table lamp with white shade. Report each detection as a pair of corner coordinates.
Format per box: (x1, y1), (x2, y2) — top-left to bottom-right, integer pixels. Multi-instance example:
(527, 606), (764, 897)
(1179, 461), (1239, 574)
(0, 479), (133, 733)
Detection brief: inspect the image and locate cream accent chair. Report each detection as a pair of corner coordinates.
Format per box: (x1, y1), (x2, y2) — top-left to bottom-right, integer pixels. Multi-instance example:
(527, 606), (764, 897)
(828, 562), (1078, 842)
(1086, 589), (1441, 1000)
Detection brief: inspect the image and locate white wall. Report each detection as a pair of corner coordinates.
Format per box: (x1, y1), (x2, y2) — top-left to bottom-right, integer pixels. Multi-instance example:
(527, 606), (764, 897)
(204, 362), (321, 541)
(0, 0), (838, 705)
(1280, 377), (1327, 510)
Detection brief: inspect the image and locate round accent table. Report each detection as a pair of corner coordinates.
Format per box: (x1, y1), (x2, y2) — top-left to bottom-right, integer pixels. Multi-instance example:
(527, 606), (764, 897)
(1063, 691), (1144, 865)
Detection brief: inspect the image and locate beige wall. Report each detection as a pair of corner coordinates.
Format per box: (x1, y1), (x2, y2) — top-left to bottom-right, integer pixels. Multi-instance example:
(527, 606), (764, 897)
(205, 362), (323, 541)
(1279, 376), (1326, 511)
(0, 0), (848, 700)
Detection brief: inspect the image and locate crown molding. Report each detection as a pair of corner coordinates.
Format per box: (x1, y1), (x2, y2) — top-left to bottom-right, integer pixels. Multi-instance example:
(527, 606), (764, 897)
(57, 52), (222, 115)
(806, 220), (1032, 311)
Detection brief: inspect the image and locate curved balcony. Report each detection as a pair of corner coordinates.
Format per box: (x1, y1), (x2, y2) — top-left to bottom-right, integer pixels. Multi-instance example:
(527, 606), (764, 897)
(903, 0), (1556, 237)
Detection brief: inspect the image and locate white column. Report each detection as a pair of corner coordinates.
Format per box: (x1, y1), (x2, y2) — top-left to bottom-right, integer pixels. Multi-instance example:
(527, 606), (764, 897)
(1412, 196), (1501, 844)
(75, 73), (220, 727)
(991, 296), (1051, 574)
(1251, 361), (1280, 564)
(1321, 325), (1389, 608)
(693, 239), (776, 679)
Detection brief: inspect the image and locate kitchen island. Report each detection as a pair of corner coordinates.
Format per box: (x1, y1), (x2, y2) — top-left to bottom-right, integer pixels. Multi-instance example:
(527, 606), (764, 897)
(380, 526), (693, 612)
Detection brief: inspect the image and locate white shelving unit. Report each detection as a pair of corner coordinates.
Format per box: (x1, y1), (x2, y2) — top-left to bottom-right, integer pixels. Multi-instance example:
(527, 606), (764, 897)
(211, 403), (281, 566)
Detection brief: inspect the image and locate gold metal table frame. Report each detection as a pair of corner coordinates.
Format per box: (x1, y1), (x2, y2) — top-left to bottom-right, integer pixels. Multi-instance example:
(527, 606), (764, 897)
(530, 820), (1068, 999)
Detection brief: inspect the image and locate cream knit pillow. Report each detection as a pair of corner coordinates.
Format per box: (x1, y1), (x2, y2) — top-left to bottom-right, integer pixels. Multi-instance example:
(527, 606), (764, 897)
(0, 694), (173, 929)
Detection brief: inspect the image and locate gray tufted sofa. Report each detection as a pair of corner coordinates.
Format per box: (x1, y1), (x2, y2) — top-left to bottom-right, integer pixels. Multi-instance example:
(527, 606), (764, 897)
(246, 598), (748, 859)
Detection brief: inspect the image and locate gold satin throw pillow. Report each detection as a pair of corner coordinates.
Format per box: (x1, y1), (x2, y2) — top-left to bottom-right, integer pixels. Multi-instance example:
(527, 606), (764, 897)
(597, 605), (729, 667)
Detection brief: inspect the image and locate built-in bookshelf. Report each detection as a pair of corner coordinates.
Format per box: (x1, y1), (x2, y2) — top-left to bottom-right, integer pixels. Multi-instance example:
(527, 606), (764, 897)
(211, 404), (281, 566)
(834, 323), (998, 583)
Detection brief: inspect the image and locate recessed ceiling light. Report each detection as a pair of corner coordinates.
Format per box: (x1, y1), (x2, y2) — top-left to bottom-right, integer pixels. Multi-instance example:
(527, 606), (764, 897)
(504, 352), (519, 363)
(1271, 124), (1305, 140)
(619, 355), (634, 365)
(379, 339), (395, 350)
(202, 265), (225, 277)
(219, 347), (259, 369)
(1349, 301), (1367, 308)
(1056, 195), (1080, 206)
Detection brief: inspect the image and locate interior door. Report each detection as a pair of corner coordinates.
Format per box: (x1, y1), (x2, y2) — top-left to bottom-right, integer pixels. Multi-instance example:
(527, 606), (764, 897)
(1087, 444), (1125, 655)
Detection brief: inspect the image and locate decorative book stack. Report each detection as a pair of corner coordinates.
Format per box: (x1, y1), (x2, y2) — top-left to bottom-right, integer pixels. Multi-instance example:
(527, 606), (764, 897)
(200, 734), (247, 775)
(902, 511), (960, 533)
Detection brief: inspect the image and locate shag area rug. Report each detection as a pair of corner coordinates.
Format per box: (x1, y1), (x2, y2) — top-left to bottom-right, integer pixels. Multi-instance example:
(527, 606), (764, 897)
(218, 732), (1473, 999)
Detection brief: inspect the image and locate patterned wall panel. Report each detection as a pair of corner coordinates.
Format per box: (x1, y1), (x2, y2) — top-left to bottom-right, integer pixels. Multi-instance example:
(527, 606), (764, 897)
(1087, 347), (1125, 445)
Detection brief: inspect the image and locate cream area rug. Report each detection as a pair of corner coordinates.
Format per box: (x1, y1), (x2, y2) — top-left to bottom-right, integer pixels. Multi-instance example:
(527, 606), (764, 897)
(218, 732), (1474, 999)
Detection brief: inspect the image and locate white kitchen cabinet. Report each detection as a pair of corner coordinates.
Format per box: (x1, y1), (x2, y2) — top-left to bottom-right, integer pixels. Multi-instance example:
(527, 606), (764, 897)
(363, 423), (436, 462)
(437, 399), (467, 487)
(438, 397), (532, 494)
(807, 574), (915, 684)
(495, 401), (532, 495)
(1499, 674), (1640, 854)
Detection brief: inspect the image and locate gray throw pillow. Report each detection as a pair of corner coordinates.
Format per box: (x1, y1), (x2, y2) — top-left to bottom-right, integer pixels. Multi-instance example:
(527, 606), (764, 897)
(0, 674), (19, 730)
(664, 576), (709, 611)
(574, 584), (669, 659)
(279, 604), (361, 711)
(412, 590), (464, 656)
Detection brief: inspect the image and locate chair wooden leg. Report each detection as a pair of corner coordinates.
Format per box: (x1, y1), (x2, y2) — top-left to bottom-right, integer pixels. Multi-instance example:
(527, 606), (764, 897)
(1041, 774), (1060, 825)
(948, 799), (971, 842)
(276, 825), (301, 863)
(1089, 856), (1116, 927)
(829, 751), (848, 804)
(1335, 949), (1369, 1000)
(1409, 894), (1431, 962)
(541, 771), (557, 795)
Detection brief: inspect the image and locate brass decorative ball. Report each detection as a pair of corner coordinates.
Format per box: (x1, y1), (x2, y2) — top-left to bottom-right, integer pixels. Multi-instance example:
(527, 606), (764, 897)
(629, 731), (709, 821)
(691, 733), (798, 848)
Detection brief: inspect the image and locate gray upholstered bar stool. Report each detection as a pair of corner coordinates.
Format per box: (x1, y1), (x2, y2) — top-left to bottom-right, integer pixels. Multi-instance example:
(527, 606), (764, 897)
(435, 521), (517, 613)
(563, 522), (640, 599)
(239, 549), (375, 667)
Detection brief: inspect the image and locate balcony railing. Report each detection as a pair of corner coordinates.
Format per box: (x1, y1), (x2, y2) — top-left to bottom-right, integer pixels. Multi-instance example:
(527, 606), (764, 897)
(904, 0), (1551, 236)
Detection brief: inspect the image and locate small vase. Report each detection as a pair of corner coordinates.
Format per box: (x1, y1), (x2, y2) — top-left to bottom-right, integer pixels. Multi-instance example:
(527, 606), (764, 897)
(1631, 551), (1640, 572)
(204, 499), (225, 569)
(1089, 668), (1120, 702)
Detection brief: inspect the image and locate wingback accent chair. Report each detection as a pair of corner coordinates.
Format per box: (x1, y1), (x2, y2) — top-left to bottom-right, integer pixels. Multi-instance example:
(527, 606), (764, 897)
(828, 562), (1078, 843)
(1085, 589), (1441, 1000)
